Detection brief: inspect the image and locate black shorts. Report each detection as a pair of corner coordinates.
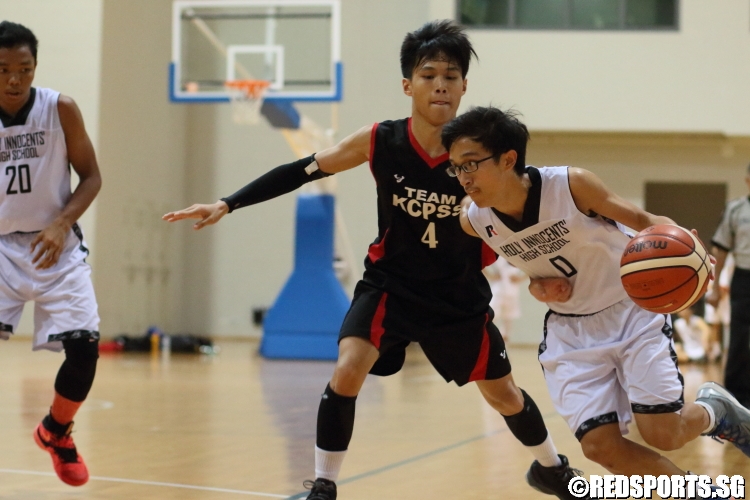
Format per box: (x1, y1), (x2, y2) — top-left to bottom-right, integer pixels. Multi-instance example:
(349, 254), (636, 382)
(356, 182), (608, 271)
(339, 280), (511, 386)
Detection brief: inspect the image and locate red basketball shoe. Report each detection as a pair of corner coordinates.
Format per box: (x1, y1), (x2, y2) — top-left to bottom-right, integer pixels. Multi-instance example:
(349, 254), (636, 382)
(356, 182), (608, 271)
(34, 415), (89, 486)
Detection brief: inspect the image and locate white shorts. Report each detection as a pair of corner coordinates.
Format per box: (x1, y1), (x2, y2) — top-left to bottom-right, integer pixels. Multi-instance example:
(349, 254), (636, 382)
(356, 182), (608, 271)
(0, 225), (99, 352)
(539, 298), (683, 441)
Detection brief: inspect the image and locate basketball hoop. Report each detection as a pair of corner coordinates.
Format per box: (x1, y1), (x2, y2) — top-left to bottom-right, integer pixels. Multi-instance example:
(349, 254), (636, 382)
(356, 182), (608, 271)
(224, 80), (271, 125)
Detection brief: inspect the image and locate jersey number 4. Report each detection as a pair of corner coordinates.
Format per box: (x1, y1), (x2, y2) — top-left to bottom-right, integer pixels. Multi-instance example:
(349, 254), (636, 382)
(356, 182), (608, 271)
(5, 164), (31, 194)
(421, 222), (438, 248)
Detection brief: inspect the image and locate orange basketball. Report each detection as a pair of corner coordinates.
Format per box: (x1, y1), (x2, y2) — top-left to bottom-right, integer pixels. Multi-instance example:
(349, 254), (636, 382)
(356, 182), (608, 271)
(620, 225), (711, 314)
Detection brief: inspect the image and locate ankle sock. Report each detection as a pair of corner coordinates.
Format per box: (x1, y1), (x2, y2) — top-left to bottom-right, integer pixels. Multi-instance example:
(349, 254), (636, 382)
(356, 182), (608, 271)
(528, 435), (562, 467)
(50, 392), (83, 425)
(315, 446), (347, 482)
(695, 400), (716, 433)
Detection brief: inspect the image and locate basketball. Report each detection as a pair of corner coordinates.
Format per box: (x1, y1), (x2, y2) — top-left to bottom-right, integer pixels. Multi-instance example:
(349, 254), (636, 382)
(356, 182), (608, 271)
(620, 225), (711, 314)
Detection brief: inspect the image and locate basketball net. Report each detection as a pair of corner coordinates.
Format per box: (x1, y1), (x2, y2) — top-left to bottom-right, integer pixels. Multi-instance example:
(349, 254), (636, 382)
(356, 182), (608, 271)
(224, 80), (271, 125)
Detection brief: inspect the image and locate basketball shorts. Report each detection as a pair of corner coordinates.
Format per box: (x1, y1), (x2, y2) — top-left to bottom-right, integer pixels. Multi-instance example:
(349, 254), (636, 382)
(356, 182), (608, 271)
(0, 226), (100, 352)
(339, 280), (511, 386)
(538, 298), (683, 441)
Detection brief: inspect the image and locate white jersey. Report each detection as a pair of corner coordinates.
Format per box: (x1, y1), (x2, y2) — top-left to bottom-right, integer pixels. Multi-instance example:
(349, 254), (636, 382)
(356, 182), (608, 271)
(468, 166), (631, 315)
(0, 88), (70, 235)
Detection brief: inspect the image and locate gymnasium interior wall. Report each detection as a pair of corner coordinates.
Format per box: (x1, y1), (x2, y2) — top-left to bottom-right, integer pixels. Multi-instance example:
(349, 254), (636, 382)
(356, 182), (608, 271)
(3, 0), (749, 346)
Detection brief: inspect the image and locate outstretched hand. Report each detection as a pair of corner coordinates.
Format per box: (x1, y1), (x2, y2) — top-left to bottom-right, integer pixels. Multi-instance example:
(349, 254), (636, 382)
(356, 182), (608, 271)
(162, 201), (229, 230)
(529, 277), (572, 303)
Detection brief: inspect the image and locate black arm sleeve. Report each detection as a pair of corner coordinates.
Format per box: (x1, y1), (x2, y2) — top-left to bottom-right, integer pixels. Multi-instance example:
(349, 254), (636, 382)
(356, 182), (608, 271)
(220, 155), (332, 213)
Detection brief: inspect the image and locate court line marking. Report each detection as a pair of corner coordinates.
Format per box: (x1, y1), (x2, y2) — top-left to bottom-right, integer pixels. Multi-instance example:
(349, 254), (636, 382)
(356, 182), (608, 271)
(1, 411), (561, 499)
(0, 469), (287, 498)
(285, 410), (560, 499)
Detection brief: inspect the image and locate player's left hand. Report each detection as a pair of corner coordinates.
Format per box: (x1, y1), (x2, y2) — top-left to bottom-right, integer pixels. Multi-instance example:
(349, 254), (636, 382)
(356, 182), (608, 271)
(528, 277), (572, 303)
(689, 228), (716, 281)
(30, 220), (69, 270)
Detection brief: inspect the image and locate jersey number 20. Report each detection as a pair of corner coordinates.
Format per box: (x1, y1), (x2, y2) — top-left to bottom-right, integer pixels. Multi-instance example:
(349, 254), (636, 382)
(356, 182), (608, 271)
(5, 164), (31, 194)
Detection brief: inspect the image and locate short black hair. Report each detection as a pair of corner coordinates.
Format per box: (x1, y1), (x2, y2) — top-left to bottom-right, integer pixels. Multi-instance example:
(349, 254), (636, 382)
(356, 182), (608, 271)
(0, 21), (38, 60)
(442, 106), (530, 176)
(400, 20), (476, 79)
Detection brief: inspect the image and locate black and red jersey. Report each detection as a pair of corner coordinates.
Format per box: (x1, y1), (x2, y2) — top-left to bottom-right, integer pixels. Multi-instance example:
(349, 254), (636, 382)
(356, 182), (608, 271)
(362, 118), (496, 319)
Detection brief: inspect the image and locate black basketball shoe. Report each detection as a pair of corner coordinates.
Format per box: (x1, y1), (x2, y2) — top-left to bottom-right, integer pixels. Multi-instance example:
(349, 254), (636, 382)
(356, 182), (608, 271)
(526, 454), (587, 500)
(303, 478), (337, 500)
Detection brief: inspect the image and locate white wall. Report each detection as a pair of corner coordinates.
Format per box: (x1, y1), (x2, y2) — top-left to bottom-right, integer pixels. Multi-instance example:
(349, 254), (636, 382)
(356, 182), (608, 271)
(93, 0), (189, 337)
(431, 0), (750, 135)
(1, 0), (103, 336)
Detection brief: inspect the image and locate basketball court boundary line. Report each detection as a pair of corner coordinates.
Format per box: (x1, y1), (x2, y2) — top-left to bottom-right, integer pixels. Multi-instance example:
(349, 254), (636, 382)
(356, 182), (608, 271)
(0, 468), (287, 498)
(0, 410), (560, 498)
(285, 410), (560, 499)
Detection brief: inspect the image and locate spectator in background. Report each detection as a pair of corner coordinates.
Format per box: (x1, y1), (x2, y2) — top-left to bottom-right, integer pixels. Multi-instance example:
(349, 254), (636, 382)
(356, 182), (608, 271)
(673, 305), (711, 364)
(484, 258), (527, 342)
(708, 163), (750, 408)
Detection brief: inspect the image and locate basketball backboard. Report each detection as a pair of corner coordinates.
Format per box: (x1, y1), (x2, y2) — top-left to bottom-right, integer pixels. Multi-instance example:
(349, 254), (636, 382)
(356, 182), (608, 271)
(170, 0), (341, 104)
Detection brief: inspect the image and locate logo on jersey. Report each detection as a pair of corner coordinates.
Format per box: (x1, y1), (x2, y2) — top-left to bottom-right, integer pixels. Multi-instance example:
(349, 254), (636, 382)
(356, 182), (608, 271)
(394, 174), (405, 183)
(499, 350), (507, 359)
(392, 186), (461, 220)
(0, 131), (45, 162)
(497, 220), (571, 262)
(485, 225), (498, 238)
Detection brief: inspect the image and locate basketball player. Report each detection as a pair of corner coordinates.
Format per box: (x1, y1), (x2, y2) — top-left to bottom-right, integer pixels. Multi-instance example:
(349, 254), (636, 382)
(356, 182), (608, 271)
(442, 105), (750, 479)
(165, 21), (584, 500)
(0, 22), (101, 486)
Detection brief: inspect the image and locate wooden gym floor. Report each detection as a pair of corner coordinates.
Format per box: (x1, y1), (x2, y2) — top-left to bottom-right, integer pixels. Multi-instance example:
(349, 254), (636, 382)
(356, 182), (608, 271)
(0, 339), (747, 499)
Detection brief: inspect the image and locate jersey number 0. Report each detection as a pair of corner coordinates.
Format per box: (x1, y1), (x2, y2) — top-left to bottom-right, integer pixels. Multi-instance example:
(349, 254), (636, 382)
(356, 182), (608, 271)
(5, 164), (32, 194)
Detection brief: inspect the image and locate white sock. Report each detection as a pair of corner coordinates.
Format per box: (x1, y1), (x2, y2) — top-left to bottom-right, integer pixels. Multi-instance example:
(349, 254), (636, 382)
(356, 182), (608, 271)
(527, 434), (562, 467)
(315, 446), (347, 482)
(695, 401), (716, 434)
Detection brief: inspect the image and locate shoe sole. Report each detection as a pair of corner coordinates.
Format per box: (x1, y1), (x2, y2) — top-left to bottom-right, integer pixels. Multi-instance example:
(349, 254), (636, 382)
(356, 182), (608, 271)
(697, 382), (750, 418)
(33, 426), (89, 487)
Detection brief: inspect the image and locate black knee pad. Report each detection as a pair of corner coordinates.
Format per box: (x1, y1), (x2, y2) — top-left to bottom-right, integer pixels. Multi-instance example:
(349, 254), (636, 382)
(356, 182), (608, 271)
(502, 389), (549, 447)
(55, 338), (99, 402)
(316, 383), (357, 452)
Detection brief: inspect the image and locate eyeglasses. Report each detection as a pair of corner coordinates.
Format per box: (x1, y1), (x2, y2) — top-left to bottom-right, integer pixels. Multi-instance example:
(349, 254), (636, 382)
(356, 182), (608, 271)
(445, 155), (495, 177)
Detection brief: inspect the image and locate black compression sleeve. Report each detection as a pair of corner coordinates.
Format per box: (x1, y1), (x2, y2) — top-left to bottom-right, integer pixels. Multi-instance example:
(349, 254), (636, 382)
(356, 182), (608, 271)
(220, 154), (332, 213)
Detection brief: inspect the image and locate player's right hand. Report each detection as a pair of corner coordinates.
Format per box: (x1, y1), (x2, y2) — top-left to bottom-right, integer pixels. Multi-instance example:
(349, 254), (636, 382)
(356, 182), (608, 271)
(528, 277), (572, 303)
(162, 201), (229, 230)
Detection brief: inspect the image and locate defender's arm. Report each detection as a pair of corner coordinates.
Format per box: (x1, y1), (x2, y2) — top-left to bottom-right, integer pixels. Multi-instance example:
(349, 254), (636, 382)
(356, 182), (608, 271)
(163, 124), (373, 230)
